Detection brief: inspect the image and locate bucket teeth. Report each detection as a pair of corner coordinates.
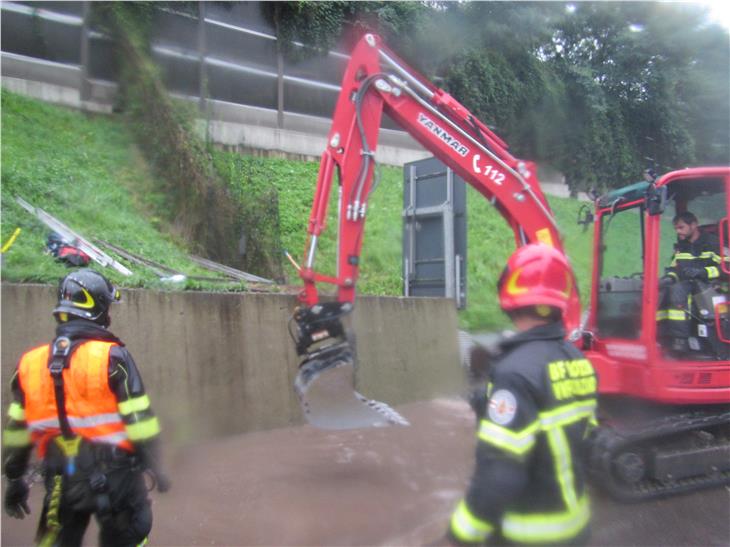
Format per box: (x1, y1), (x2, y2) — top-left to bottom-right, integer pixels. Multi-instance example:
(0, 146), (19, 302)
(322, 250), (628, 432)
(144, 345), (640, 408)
(295, 344), (409, 430)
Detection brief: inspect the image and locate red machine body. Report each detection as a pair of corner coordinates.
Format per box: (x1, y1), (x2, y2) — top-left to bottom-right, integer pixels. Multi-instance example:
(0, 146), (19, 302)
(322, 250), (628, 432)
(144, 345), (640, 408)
(293, 34), (730, 499)
(584, 167), (730, 405)
(297, 33), (580, 333)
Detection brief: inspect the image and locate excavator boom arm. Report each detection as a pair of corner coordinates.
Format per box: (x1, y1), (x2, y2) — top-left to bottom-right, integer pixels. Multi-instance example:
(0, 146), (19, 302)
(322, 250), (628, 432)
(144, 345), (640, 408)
(292, 34), (580, 429)
(299, 33), (579, 329)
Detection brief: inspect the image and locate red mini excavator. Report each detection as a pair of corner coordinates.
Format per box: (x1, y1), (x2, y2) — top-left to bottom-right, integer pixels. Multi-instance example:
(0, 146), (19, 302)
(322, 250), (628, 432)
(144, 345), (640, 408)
(582, 167), (730, 500)
(288, 33), (730, 500)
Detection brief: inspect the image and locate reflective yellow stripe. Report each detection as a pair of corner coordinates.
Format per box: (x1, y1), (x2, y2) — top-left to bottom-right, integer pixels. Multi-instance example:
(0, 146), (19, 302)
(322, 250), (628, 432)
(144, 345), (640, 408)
(74, 288), (96, 309)
(54, 436), (82, 458)
(39, 475), (63, 547)
(450, 499), (494, 543)
(668, 271), (679, 280)
(673, 251), (721, 266)
(699, 251), (721, 263)
(538, 399), (597, 430)
(502, 495), (590, 543)
(706, 266), (720, 279)
(478, 420), (539, 456)
(536, 401), (596, 516)
(126, 417), (160, 441)
(3, 428), (31, 447)
(118, 395), (151, 416)
(479, 400), (595, 455)
(8, 402), (25, 421)
(656, 309), (687, 321)
(547, 428), (578, 510)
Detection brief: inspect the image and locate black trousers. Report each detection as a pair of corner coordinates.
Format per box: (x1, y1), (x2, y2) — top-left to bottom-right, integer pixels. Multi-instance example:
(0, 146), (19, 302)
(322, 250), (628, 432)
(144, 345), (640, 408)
(35, 442), (152, 547)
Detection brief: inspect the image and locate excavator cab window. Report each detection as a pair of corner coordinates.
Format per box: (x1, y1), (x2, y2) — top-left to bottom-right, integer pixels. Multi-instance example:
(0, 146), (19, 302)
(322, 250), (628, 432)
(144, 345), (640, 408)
(657, 178), (729, 359)
(596, 203), (645, 339)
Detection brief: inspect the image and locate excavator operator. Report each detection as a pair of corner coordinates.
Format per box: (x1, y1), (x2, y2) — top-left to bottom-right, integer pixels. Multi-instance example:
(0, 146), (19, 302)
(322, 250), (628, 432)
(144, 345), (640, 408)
(2, 269), (170, 546)
(447, 244), (597, 546)
(658, 211), (724, 356)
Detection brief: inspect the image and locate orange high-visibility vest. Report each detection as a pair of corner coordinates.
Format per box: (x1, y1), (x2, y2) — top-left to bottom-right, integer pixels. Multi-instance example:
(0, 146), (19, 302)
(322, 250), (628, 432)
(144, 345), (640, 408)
(18, 340), (133, 457)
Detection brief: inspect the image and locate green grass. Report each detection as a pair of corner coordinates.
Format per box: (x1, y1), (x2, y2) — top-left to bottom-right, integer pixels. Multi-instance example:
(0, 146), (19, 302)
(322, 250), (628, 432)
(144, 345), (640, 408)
(1, 90), (241, 291)
(460, 189), (593, 330)
(213, 149), (594, 331)
(2, 90), (594, 330)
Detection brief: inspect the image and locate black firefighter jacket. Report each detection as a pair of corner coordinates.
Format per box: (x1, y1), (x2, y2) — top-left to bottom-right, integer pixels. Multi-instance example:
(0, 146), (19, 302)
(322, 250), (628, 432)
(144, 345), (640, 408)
(449, 322), (598, 545)
(667, 231), (723, 282)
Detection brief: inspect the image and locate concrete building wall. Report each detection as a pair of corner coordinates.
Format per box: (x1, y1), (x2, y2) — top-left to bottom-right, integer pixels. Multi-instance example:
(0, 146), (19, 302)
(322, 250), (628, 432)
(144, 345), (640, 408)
(1, 284), (462, 445)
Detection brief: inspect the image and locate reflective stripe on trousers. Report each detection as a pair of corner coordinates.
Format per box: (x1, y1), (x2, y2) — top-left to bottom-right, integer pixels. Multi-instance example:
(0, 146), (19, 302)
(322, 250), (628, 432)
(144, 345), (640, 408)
(502, 495), (590, 543)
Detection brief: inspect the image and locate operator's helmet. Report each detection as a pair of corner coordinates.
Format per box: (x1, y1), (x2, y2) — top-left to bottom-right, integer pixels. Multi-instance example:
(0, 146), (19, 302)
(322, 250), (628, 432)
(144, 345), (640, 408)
(53, 269), (121, 326)
(497, 243), (573, 314)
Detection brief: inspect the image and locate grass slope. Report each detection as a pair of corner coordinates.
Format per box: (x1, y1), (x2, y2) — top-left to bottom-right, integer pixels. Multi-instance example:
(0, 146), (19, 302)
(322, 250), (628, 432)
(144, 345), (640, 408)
(2, 90), (593, 330)
(1, 90), (236, 290)
(213, 150), (594, 331)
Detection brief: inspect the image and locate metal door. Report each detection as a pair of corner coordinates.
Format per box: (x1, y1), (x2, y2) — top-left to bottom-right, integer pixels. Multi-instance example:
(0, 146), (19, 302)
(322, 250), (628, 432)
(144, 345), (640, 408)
(403, 157), (467, 308)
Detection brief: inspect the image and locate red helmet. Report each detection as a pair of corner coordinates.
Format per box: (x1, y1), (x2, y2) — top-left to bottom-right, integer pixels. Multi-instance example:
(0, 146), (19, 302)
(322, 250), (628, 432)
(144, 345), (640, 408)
(498, 243), (574, 313)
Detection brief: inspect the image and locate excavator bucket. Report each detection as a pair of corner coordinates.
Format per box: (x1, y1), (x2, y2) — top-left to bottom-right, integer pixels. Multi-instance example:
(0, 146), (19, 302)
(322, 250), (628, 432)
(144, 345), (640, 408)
(294, 343), (410, 430)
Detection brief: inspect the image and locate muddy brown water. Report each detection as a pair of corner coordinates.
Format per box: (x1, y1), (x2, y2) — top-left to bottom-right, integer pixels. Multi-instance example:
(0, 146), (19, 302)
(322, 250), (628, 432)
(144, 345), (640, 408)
(3, 399), (728, 546)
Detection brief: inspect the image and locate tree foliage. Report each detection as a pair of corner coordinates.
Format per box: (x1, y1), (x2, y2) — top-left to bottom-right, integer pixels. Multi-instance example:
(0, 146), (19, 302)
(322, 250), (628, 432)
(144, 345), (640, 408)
(262, 1), (729, 192)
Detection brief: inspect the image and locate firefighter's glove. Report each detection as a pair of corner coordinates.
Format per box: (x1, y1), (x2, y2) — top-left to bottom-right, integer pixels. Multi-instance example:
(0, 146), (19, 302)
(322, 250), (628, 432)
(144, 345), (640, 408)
(680, 266), (706, 281)
(4, 478), (30, 519)
(659, 275), (676, 289)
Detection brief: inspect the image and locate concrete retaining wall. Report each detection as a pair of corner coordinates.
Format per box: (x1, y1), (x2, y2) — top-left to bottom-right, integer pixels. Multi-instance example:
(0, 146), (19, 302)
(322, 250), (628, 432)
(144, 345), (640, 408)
(1, 284), (462, 445)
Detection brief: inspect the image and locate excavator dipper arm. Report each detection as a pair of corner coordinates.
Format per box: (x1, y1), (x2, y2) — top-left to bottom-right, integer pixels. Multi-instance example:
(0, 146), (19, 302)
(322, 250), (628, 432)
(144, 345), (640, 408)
(291, 34), (580, 429)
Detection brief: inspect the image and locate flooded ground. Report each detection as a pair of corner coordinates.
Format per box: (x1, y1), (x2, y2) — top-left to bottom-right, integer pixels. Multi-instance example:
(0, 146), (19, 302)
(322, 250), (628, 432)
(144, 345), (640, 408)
(3, 398), (729, 546)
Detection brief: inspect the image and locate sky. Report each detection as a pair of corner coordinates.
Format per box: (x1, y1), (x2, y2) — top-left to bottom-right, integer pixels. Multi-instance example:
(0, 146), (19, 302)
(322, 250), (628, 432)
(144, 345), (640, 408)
(697, 0), (730, 29)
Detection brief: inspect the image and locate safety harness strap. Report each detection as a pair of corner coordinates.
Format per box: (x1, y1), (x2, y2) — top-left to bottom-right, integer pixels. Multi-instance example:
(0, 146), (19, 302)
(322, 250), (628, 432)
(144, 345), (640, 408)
(48, 336), (75, 440)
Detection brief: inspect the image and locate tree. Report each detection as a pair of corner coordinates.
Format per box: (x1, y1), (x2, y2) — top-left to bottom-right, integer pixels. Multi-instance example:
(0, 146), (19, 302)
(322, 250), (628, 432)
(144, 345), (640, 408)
(543, 2), (727, 188)
(261, 1), (729, 191)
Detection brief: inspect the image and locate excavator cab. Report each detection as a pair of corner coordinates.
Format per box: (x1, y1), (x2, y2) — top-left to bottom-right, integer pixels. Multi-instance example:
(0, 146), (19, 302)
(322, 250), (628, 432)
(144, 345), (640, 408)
(655, 175), (730, 360)
(585, 167), (730, 385)
(584, 167), (730, 500)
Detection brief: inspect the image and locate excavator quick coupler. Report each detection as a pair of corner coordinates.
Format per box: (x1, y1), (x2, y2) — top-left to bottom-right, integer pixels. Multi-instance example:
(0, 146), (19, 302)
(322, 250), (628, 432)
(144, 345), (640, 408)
(292, 302), (409, 430)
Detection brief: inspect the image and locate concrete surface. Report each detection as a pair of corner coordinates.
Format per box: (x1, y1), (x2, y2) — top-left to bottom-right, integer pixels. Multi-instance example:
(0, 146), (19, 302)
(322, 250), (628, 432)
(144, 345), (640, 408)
(3, 398), (728, 546)
(1, 284), (462, 444)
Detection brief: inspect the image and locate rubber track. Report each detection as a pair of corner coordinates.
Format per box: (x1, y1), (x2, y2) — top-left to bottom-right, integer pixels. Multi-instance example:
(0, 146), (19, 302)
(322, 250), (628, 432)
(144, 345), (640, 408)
(590, 409), (730, 502)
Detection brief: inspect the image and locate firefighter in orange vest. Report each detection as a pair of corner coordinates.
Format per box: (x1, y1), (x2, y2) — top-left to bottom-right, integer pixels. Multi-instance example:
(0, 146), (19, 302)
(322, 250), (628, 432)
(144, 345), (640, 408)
(3, 269), (169, 546)
(447, 244), (596, 545)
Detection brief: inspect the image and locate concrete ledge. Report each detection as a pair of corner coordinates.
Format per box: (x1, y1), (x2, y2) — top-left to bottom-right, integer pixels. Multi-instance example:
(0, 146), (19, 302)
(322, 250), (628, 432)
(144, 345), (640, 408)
(1, 75), (114, 114)
(1, 52), (81, 88)
(198, 118), (431, 165)
(1, 284), (461, 445)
